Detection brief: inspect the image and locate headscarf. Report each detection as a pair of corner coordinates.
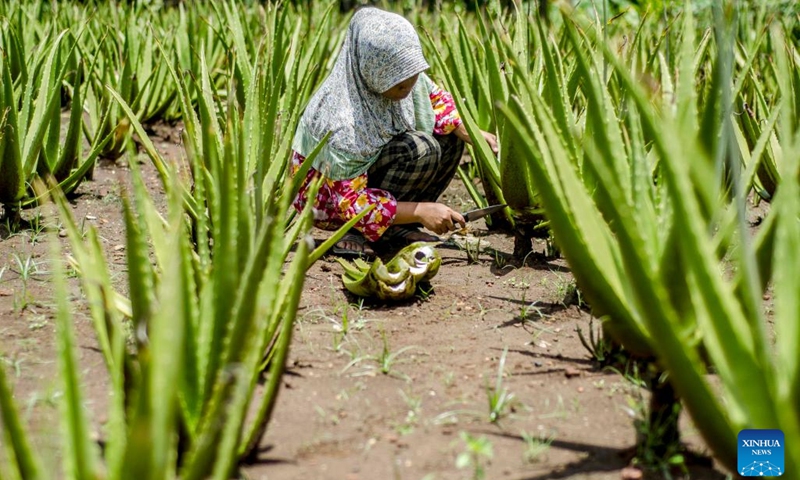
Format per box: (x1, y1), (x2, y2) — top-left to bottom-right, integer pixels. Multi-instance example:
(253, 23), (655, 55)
(299, 7), (430, 173)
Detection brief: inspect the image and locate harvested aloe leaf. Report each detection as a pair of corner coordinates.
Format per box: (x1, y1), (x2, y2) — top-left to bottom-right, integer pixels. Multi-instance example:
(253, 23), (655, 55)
(337, 242), (441, 301)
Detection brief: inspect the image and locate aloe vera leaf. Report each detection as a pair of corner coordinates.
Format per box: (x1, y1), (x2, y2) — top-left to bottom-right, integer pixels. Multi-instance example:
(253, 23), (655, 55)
(375, 279), (416, 302)
(260, 55), (293, 191)
(120, 190), (187, 480)
(51, 190), (131, 437)
(0, 56), (24, 205)
(585, 112), (745, 470)
(18, 28), (46, 138)
(182, 212), (287, 477)
(22, 31), (68, 177)
(50, 239), (102, 480)
(223, 0), (252, 92)
(121, 187), (156, 343)
(625, 103), (660, 259)
(771, 149), (800, 442)
(211, 196), (293, 478)
(54, 61), (85, 182)
(240, 187), (298, 443)
(456, 166), (488, 210)
(177, 222), (203, 440)
(238, 231), (310, 460)
(40, 65), (61, 177)
(564, 21), (631, 206)
(739, 98), (781, 193)
(730, 27), (766, 109)
(353, 257), (371, 272)
(221, 183), (281, 372)
(201, 134), (237, 408)
(336, 258), (366, 279)
(537, 20), (574, 157)
(0, 351), (42, 480)
(4, 23), (27, 85)
(106, 85), (200, 218)
(306, 204), (375, 266)
(0, 117), (23, 205)
(343, 272), (378, 298)
(437, 67), (500, 188)
(155, 213), (200, 475)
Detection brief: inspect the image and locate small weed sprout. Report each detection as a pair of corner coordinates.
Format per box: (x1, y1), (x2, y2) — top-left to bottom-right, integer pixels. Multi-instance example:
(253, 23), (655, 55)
(552, 272), (571, 299)
(2, 214), (21, 235)
(12, 254), (41, 312)
(394, 388), (422, 435)
(28, 315), (48, 331)
(326, 298), (372, 350)
(461, 237), (482, 264)
(376, 330), (417, 378)
(342, 330), (420, 381)
(476, 302), (498, 319)
(0, 355), (23, 378)
(13, 254), (39, 283)
(544, 236), (559, 258)
(518, 292), (548, 322)
(455, 432), (493, 480)
(571, 397), (583, 414)
(442, 371), (456, 388)
(576, 318), (616, 365)
(416, 283), (435, 301)
(539, 395), (569, 420)
(486, 348), (516, 424)
(492, 249), (508, 269)
(504, 276), (530, 289)
(27, 212), (47, 246)
(521, 430), (554, 463)
(624, 381), (687, 477)
(561, 280), (585, 308)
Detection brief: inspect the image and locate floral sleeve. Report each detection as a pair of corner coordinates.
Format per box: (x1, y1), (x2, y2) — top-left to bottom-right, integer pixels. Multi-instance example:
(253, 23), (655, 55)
(429, 82), (463, 135)
(290, 151), (397, 242)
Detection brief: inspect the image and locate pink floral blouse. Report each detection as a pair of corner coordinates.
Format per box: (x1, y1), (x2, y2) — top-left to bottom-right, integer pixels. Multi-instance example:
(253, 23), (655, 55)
(290, 83), (462, 242)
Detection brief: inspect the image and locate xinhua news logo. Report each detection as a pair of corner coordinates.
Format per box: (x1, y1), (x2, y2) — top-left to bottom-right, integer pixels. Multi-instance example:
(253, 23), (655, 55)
(738, 429), (784, 477)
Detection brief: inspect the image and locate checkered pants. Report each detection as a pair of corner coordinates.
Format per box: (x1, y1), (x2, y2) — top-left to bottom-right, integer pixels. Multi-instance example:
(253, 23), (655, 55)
(367, 131), (464, 202)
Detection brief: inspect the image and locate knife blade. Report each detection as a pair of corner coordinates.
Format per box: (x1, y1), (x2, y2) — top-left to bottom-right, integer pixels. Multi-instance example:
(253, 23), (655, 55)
(460, 204), (507, 223)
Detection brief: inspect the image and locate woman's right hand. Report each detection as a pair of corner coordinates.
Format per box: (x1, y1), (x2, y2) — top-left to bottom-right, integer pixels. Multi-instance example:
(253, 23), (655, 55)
(415, 202), (465, 235)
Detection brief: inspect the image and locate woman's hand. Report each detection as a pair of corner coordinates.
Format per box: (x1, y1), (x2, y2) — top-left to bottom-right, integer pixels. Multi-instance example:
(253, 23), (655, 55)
(416, 203), (465, 234)
(453, 123), (499, 155)
(395, 202), (465, 234)
(481, 130), (498, 154)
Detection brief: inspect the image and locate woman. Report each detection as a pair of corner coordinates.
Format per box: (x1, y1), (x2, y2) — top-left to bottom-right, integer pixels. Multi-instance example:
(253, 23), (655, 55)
(290, 7), (497, 256)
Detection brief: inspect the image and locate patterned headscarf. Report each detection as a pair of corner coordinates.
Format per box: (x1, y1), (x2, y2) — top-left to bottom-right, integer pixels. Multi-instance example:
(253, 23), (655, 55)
(300, 7), (430, 163)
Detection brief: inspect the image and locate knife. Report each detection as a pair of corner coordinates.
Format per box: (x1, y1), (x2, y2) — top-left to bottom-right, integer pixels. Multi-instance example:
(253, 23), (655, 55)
(460, 204), (507, 223)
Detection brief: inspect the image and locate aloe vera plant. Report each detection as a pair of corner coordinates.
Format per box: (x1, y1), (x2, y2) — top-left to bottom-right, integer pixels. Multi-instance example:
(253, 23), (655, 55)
(48, 134), (319, 478)
(80, 22), (149, 161)
(0, 148), (317, 479)
(424, 5), (576, 253)
(423, 11), (516, 230)
(732, 21), (799, 201)
(0, 26), (108, 223)
(496, 2), (800, 473)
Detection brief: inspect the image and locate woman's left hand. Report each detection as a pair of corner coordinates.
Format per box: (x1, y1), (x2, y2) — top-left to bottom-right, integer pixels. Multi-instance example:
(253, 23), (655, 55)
(453, 123), (499, 156)
(481, 130), (498, 155)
